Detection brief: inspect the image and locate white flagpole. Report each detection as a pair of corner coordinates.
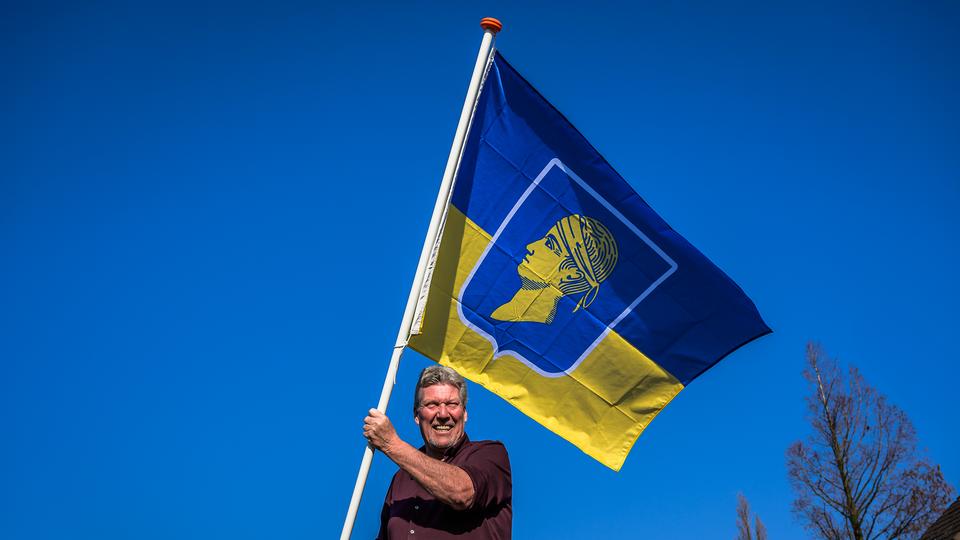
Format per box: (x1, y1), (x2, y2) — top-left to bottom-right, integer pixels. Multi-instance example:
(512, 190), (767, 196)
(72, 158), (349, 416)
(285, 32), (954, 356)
(339, 17), (502, 540)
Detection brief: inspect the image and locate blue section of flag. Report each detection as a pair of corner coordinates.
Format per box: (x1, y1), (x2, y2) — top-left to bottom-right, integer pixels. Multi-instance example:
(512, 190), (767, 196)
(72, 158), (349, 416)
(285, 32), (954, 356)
(452, 52), (770, 385)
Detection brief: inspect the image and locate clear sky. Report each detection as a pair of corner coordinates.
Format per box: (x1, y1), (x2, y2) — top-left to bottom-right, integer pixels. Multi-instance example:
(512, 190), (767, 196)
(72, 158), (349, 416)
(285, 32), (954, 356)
(3, 2), (958, 539)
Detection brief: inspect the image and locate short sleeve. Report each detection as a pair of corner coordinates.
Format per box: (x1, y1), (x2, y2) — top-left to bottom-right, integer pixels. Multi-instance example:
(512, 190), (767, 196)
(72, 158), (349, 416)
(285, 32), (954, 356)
(458, 441), (512, 510)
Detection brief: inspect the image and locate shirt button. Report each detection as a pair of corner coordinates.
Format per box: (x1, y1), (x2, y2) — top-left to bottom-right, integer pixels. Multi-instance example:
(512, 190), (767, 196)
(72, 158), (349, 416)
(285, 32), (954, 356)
(414, 505), (419, 510)
(409, 529), (415, 534)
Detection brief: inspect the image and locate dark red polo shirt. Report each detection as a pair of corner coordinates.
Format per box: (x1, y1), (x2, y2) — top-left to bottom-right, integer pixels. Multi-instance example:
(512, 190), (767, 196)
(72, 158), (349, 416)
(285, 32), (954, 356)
(377, 435), (512, 539)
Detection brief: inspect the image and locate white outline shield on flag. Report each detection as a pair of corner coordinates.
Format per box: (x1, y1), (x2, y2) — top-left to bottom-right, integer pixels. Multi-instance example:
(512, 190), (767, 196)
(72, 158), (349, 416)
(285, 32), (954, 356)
(456, 159), (679, 377)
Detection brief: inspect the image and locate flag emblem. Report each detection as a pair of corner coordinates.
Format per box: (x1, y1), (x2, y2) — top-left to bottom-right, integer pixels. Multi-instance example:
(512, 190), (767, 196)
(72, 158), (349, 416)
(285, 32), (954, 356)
(490, 211), (618, 324)
(458, 158), (676, 376)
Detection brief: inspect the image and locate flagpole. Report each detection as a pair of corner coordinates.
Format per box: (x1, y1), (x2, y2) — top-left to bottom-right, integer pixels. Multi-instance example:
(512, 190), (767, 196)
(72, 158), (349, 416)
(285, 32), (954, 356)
(339, 17), (502, 540)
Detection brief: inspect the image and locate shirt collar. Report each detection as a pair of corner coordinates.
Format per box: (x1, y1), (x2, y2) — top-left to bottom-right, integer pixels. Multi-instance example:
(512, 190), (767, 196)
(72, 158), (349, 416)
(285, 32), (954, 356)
(425, 433), (470, 462)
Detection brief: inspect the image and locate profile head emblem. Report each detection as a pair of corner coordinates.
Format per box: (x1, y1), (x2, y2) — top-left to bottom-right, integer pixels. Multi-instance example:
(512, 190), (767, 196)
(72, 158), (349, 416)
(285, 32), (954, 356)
(491, 214), (618, 324)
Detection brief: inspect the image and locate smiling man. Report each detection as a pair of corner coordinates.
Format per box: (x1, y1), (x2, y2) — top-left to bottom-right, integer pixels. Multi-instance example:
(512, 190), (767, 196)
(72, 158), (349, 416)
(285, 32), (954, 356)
(363, 365), (512, 539)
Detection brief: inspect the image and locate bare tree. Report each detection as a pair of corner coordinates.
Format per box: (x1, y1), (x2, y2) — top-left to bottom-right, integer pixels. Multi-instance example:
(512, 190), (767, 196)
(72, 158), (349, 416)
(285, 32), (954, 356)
(737, 493), (769, 540)
(755, 516), (767, 540)
(786, 343), (954, 540)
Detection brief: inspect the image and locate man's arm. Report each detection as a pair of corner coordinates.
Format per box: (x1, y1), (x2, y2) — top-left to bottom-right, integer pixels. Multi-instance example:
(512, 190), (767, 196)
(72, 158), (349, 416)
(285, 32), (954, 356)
(363, 409), (475, 510)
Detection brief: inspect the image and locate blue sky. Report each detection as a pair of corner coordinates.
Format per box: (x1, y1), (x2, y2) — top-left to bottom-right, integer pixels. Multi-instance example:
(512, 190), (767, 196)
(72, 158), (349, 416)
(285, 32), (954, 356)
(3, 2), (958, 538)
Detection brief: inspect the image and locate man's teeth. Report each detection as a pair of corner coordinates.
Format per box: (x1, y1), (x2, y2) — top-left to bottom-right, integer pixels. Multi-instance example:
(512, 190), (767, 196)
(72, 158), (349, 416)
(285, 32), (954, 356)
(433, 425), (452, 431)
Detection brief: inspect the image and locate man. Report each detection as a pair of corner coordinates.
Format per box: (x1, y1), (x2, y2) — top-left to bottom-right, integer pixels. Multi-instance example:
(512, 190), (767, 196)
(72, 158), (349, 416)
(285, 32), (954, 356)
(363, 365), (512, 539)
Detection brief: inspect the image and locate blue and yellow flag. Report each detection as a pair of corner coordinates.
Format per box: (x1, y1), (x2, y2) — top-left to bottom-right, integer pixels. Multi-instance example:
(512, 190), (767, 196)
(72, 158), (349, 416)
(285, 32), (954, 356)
(408, 52), (770, 471)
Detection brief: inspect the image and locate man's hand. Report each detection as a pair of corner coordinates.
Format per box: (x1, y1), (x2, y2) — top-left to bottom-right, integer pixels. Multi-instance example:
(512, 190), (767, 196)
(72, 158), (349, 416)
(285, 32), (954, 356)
(363, 409), (401, 453)
(362, 408), (476, 510)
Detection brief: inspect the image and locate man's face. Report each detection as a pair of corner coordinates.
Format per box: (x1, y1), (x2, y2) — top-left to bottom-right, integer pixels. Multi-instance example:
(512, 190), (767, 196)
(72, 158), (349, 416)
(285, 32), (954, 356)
(415, 383), (467, 455)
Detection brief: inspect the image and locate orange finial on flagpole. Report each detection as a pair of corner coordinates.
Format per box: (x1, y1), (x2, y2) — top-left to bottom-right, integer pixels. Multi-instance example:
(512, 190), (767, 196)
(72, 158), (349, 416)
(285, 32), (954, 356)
(480, 17), (503, 34)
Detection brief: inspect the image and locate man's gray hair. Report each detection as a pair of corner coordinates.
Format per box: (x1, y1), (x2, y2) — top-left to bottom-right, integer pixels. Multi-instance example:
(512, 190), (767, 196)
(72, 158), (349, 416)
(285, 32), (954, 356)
(414, 365), (468, 413)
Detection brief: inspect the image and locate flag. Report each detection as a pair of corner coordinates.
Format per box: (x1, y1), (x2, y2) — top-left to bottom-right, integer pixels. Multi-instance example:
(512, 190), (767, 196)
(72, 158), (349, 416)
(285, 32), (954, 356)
(408, 52), (770, 471)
